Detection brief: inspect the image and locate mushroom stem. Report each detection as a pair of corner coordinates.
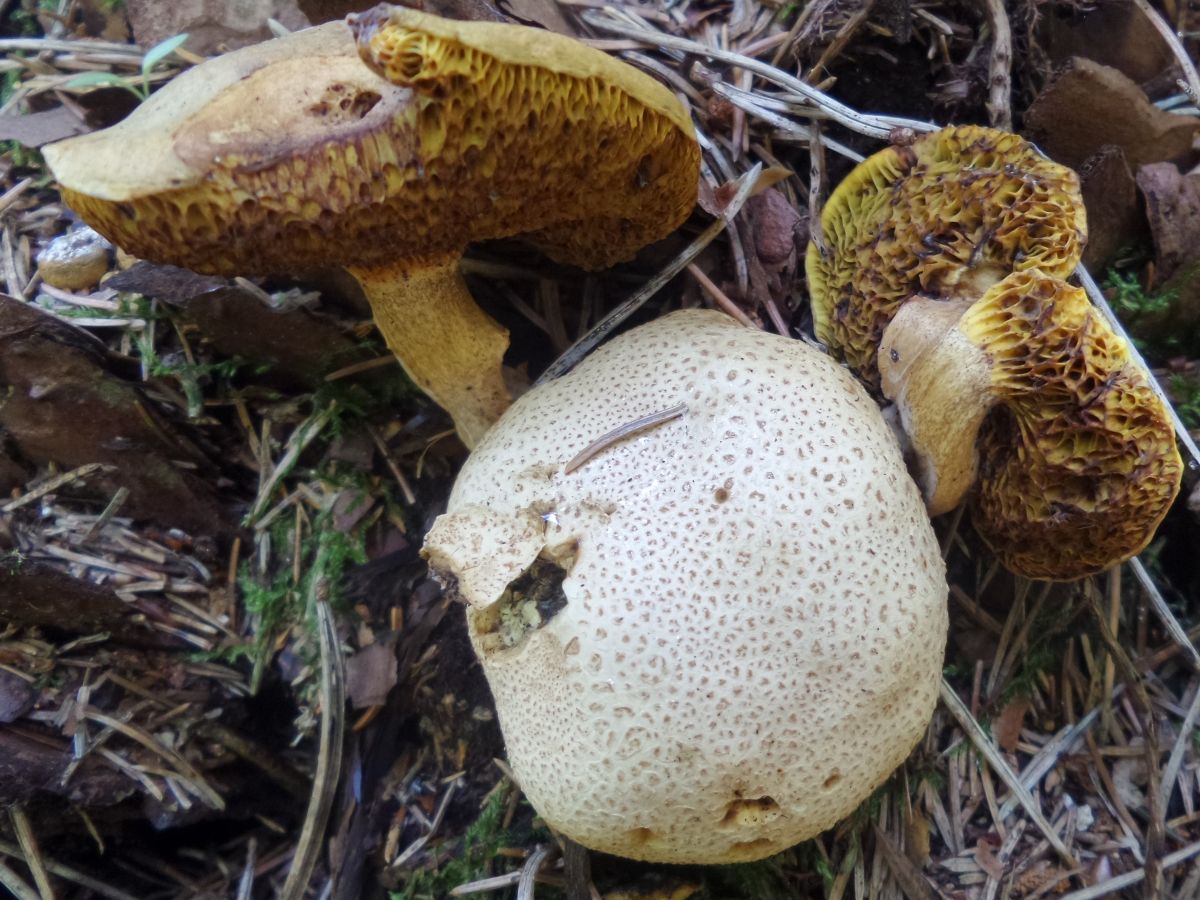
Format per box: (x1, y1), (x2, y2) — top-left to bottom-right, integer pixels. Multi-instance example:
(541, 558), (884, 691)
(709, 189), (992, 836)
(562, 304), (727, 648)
(350, 256), (512, 448)
(879, 296), (994, 515)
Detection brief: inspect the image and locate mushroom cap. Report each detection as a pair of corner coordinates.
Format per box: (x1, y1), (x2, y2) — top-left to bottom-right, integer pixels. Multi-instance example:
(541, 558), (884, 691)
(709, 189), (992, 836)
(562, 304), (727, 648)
(961, 271), (1183, 578)
(806, 125), (1086, 387)
(423, 309), (948, 863)
(43, 12), (699, 276)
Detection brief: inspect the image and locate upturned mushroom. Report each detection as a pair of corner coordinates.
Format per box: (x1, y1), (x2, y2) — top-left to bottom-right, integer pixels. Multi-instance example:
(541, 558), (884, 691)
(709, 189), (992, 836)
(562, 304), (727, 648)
(807, 125), (1182, 579)
(806, 125), (1086, 388)
(424, 309), (948, 863)
(43, 7), (700, 447)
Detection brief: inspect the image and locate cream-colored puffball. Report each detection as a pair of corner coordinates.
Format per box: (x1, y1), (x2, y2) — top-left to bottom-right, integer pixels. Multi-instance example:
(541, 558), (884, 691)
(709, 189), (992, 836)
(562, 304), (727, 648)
(423, 309), (947, 863)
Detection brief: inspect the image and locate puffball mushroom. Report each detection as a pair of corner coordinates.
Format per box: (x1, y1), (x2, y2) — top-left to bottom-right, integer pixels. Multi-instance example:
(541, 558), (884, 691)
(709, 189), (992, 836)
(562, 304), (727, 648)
(807, 125), (1182, 579)
(423, 309), (948, 864)
(43, 7), (699, 448)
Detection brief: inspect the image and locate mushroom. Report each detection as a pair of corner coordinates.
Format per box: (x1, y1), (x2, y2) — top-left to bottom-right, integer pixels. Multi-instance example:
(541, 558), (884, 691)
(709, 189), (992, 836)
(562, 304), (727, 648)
(43, 7), (700, 447)
(879, 270), (1182, 579)
(805, 125), (1086, 389)
(423, 309), (948, 863)
(806, 125), (1182, 579)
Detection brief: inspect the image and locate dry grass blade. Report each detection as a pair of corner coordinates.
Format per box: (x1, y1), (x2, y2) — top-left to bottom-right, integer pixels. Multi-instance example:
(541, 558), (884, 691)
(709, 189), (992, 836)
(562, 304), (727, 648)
(1129, 557), (1200, 669)
(0, 860), (39, 900)
(278, 597), (345, 900)
(580, 11), (938, 139)
(870, 825), (936, 900)
(517, 845), (556, 900)
(1059, 839), (1200, 900)
(1159, 677), (1200, 813)
(0, 841), (138, 900)
(1, 462), (112, 513)
(8, 808), (52, 900)
(82, 711), (224, 809)
(938, 678), (1075, 865)
(537, 163), (761, 384)
(246, 403), (336, 525)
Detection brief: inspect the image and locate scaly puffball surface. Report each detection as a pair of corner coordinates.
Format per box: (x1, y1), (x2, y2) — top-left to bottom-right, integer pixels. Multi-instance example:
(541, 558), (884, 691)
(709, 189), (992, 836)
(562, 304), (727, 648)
(423, 309), (947, 863)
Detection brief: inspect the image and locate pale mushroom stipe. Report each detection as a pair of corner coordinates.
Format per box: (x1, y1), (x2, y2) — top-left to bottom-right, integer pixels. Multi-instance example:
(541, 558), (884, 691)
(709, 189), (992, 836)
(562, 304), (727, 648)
(423, 310), (949, 864)
(43, 5), (700, 447)
(807, 125), (1183, 579)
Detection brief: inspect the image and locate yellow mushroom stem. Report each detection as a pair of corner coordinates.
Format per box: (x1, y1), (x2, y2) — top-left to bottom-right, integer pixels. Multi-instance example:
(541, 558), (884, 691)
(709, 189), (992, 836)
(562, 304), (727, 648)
(879, 270), (1183, 580)
(349, 256), (512, 448)
(879, 295), (990, 515)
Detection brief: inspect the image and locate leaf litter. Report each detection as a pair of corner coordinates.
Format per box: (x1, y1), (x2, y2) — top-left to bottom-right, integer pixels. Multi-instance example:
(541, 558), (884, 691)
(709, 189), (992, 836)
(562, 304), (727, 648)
(0, 0), (1199, 897)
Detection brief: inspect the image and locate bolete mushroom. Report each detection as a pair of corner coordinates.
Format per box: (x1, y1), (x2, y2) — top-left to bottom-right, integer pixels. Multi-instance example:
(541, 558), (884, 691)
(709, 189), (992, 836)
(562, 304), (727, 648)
(807, 125), (1182, 579)
(43, 7), (700, 447)
(879, 270), (1182, 579)
(805, 125), (1086, 388)
(423, 309), (948, 863)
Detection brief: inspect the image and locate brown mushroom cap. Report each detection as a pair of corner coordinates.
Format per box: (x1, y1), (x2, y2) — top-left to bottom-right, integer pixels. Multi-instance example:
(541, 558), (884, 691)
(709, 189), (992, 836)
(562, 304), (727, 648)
(43, 10), (700, 447)
(880, 270), (1183, 579)
(805, 125), (1086, 387)
(44, 14), (698, 276)
(423, 309), (948, 863)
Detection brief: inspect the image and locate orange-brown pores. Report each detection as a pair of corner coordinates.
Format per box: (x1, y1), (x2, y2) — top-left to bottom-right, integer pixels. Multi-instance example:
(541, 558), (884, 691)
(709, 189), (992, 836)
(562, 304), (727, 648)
(423, 310), (948, 863)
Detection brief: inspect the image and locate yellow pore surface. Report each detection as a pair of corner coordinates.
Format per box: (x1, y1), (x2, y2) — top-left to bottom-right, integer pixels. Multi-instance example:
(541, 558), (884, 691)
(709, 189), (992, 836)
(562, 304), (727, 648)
(52, 15), (699, 275)
(806, 126), (1086, 388)
(963, 272), (1182, 579)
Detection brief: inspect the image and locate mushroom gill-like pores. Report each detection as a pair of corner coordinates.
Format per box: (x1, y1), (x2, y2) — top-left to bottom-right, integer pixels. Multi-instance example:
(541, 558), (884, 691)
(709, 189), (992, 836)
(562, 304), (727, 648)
(807, 125), (1182, 579)
(805, 125), (1086, 388)
(43, 8), (699, 447)
(879, 271), (1183, 579)
(423, 309), (948, 864)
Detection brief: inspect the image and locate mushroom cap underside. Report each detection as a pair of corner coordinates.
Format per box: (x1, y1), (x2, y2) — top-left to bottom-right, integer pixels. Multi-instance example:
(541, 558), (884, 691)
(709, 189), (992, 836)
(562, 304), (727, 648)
(423, 309), (948, 863)
(805, 125), (1086, 386)
(45, 14), (699, 276)
(960, 272), (1183, 578)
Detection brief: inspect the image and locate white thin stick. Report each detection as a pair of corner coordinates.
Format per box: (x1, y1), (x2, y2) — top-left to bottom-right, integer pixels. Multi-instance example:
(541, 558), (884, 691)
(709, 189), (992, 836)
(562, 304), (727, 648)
(1130, 557), (1200, 669)
(939, 678), (1075, 865)
(1076, 265), (1200, 468)
(709, 81), (865, 161)
(580, 11), (937, 139)
(1059, 839), (1200, 900)
(1159, 678), (1200, 813)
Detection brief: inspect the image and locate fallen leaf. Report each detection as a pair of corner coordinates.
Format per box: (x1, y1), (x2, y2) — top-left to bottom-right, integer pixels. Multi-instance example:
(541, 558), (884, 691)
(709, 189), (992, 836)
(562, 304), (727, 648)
(994, 698), (1030, 753)
(904, 808), (932, 867)
(0, 108), (88, 149)
(1025, 57), (1198, 169)
(1079, 146), (1144, 272)
(973, 837), (1005, 880)
(126, 0), (310, 54)
(344, 640), (398, 709)
(1137, 162), (1200, 283)
(1040, 0), (1176, 85)
(0, 671), (34, 724)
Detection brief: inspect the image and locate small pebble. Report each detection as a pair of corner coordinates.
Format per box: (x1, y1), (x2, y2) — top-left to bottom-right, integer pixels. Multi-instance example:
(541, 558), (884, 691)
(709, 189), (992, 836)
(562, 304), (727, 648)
(37, 226), (112, 291)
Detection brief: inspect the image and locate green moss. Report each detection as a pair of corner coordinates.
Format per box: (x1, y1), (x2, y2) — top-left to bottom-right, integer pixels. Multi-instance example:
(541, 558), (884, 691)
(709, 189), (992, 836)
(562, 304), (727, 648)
(390, 785), (513, 899)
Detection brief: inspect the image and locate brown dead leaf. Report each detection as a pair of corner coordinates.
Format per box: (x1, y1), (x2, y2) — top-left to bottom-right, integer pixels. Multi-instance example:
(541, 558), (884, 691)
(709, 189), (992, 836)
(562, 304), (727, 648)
(748, 188), (804, 266)
(1079, 146), (1144, 272)
(994, 698), (1030, 753)
(0, 108), (88, 149)
(0, 297), (228, 537)
(1025, 57), (1198, 170)
(1040, 0), (1176, 86)
(904, 808), (932, 868)
(127, 0), (310, 54)
(345, 639), (398, 709)
(973, 837), (1005, 881)
(1137, 162), (1200, 284)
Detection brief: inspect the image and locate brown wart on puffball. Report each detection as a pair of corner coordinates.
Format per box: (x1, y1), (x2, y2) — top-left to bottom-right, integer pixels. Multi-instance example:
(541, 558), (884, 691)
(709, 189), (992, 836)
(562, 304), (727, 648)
(423, 309), (948, 864)
(44, 7), (700, 447)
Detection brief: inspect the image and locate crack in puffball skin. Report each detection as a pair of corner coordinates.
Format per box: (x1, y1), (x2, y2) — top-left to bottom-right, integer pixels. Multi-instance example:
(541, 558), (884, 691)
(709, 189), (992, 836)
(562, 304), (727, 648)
(424, 310), (948, 864)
